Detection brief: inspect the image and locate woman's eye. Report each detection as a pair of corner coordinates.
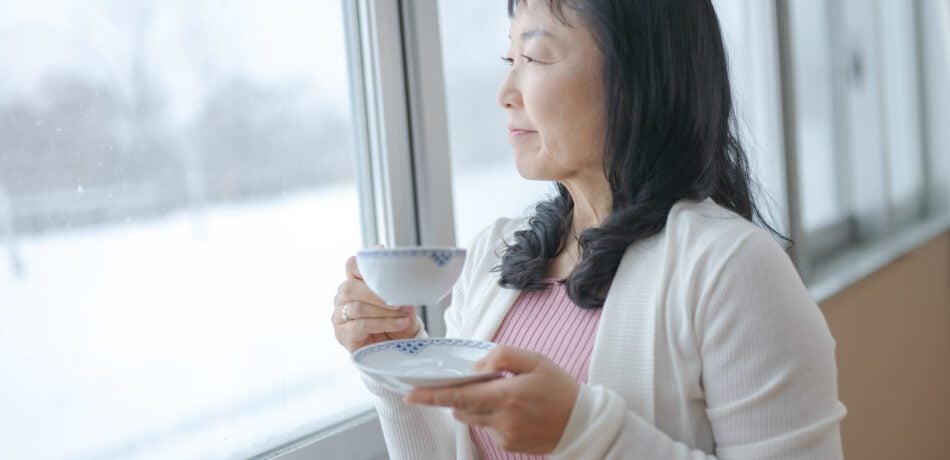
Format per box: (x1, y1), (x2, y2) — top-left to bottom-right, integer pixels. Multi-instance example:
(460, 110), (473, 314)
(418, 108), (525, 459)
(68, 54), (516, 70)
(500, 55), (538, 66)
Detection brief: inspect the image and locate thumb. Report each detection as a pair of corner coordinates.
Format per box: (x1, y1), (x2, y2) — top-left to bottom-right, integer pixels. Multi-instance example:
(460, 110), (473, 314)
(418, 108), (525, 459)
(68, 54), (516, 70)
(348, 244), (387, 280)
(474, 345), (542, 375)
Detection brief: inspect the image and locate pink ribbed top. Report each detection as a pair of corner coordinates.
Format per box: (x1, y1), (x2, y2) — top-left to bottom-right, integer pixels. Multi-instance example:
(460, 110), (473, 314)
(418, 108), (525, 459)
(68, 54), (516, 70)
(470, 279), (603, 459)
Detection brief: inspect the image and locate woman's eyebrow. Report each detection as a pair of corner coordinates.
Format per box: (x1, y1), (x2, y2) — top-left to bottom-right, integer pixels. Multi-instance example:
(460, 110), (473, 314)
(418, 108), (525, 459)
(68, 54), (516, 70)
(508, 27), (555, 41)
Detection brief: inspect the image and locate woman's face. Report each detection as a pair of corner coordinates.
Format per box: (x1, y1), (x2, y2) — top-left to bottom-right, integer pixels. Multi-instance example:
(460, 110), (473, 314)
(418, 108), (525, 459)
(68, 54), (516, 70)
(498, 2), (605, 183)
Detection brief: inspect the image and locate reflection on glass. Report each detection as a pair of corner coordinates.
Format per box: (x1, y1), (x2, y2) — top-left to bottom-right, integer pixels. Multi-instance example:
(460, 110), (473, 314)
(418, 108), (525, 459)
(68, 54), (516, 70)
(0, 1), (370, 458)
(438, 0), (555, 247)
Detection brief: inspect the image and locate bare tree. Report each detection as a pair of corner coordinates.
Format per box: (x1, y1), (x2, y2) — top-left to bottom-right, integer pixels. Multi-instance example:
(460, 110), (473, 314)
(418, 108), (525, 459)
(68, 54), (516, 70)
(0, 181), (23, 276)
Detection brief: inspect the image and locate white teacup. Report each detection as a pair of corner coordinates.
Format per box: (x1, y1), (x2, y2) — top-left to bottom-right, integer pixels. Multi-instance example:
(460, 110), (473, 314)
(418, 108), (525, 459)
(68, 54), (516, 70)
(355, 246), (466, 307)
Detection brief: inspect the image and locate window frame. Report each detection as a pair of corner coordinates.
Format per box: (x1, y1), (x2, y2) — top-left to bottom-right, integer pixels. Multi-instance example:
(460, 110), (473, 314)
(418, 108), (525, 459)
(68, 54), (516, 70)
(778, 0), (948, 286)
(263, 0), (454, 457)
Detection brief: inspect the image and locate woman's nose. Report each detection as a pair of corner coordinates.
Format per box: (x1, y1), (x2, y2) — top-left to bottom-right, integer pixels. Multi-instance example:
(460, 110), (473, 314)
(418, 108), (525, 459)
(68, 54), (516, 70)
(496, 70), (521, 109)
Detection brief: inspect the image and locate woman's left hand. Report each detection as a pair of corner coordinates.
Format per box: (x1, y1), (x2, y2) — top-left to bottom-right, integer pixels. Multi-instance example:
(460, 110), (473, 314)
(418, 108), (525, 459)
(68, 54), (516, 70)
(404, 346), (579, 455)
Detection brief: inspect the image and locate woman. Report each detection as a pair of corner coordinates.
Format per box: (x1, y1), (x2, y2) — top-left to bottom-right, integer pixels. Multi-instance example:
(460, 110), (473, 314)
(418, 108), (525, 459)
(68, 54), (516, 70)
(332, 0), (846, 458)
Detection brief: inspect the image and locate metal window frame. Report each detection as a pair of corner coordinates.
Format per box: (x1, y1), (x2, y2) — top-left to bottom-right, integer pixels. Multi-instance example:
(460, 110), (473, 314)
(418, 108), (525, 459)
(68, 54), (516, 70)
(257, 1), (454, 458)
(350, 0), (455, 335)
(398, 0), (456, 339)
(774, 0), (809, 277)
(724, 0), (792, 239)
(919, 0), (950, 216)
(777, 0), (944, 283)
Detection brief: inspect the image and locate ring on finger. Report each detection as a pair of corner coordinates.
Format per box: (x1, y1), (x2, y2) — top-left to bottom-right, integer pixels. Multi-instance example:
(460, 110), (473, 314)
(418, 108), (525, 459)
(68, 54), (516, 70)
(341, 305), (353, 322)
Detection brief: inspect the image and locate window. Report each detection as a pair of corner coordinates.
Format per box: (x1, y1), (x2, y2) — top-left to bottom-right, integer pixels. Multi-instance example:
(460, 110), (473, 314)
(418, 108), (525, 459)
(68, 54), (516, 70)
(437, 0), (558, 248)
(919, 0), (950, 213)
(877, 0), (925, 223)
(778, 0), (948, 292)
(786, 0), (847, 236)
(0, 1), (373, 458)
(714, 0), (790, 236)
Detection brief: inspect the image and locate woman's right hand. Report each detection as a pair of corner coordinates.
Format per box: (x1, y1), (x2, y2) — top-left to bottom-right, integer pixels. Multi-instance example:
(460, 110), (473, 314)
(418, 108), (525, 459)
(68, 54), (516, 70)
(332, 254), (422, 353)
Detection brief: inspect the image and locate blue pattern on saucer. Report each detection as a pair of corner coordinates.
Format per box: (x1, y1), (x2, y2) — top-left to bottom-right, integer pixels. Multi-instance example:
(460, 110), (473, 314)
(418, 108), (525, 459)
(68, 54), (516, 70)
(353, 338), (495, 361)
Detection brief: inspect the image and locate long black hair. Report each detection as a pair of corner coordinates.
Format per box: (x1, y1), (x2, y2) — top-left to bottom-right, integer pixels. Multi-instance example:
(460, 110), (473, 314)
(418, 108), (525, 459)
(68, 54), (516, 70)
(497, 0), (787, 308)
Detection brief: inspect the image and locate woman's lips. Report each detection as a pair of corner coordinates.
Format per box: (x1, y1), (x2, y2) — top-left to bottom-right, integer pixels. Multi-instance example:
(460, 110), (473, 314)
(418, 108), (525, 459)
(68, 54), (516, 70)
(508, 127), (536, 137)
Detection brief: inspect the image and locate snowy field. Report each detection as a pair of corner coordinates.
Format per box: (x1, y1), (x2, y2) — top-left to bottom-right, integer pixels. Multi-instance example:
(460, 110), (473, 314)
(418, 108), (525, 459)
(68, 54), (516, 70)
(0, 163), (552, 460)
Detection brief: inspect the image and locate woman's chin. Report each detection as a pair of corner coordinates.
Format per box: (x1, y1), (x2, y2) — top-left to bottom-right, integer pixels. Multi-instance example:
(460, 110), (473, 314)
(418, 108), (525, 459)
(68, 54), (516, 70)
(512, 154), (547, 180)
(513, 163), (548, 181)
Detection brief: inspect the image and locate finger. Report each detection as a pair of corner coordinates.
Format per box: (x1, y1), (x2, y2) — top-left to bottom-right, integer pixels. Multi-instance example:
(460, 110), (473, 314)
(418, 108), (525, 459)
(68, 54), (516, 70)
(336, 279), (391, 309)
(347, 316), (415, 335)
(404, 379), (506, 413)
(335, 320), (369, 349)
(331, 304), (353, 326)
(474, 346), (543, 375)
(345, 301), (414, 320)
(345, 245), (386, 281)
(345, 255), (363, 281)
(452, 409), (494, 427)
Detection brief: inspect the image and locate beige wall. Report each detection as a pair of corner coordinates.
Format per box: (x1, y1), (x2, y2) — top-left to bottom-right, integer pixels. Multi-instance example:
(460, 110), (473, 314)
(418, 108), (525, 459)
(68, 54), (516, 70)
(821, 232), (950, 459)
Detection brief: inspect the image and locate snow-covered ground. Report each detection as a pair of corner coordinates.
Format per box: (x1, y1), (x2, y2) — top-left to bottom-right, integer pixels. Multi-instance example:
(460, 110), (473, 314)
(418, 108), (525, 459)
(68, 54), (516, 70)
(0, 183), (371, 459)
(0, 163), (552, 459)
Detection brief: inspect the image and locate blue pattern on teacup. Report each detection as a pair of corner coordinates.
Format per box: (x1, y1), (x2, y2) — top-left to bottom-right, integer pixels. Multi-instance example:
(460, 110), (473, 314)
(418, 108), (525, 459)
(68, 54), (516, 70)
(354, 338), (495, 361)
(359, 249), (464, 267)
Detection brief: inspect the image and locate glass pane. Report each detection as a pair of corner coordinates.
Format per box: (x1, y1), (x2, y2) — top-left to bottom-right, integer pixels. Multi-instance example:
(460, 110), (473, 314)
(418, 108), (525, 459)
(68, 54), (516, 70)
(437, 0), (554, 247)
(788, 0), (846, 232)
(0, 1), (371, 458)
(713, 0), (790, 235)
(878, 0), (924, 209)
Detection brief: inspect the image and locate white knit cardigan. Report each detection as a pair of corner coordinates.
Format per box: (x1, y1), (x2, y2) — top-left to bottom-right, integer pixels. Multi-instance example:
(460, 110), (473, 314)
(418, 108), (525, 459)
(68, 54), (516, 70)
(361, 199), (847, 459)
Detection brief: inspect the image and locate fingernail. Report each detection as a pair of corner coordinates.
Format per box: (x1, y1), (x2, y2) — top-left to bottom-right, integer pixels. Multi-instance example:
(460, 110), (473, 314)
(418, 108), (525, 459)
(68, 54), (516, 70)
(399, 306), (414, 314)
(396, 318), (409, 325)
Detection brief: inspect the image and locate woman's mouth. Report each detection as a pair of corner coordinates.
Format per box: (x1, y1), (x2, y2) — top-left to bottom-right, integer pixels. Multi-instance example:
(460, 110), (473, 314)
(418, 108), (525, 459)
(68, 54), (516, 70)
(508, 127), (536, 138)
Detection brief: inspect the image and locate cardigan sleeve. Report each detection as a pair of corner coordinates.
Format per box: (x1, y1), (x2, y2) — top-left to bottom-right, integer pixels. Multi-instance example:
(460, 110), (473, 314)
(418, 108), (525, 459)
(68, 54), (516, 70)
(550, 229), (847, 459)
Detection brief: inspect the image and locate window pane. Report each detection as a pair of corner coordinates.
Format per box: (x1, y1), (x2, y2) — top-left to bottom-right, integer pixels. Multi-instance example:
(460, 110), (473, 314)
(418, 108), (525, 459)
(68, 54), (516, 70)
(878, 0), (924, 209)
(0, 1), (371, 458)
(788, 0), (846, 233)
(713, 0), (790, 235)
(437, 0), (554, 247)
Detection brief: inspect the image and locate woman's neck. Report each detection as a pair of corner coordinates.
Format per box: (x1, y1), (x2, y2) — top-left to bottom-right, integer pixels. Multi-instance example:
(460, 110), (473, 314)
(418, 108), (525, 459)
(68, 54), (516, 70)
(547, 174), (612, 281)
(561, 174), (612, 234)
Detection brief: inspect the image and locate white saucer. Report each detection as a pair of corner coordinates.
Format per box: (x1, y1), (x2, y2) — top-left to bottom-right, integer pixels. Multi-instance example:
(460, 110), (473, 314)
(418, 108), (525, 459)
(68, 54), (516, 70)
(352, 338), (502, 394)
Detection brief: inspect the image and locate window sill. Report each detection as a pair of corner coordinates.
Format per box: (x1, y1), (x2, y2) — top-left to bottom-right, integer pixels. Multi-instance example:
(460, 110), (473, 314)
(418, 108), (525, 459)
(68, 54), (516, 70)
(249, 404), (387, 460)
(808, 212), (950, 304)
